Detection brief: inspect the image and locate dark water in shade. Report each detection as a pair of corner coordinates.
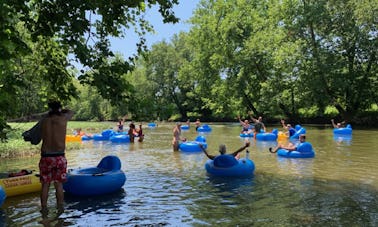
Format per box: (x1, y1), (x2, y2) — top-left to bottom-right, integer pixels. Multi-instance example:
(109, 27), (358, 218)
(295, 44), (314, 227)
(0, 123), (377, 226)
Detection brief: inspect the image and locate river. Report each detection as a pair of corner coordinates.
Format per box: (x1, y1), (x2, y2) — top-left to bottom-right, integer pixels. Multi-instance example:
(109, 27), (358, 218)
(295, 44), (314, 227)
(0, 123), (377, 226)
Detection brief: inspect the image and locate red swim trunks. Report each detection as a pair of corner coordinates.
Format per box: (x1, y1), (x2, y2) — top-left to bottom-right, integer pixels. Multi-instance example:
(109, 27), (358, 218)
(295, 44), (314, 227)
(39, 156), (67, 183)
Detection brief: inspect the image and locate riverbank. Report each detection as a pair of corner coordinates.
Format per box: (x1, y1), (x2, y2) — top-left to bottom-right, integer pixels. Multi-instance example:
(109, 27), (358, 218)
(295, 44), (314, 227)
(0, 121), (117, 158)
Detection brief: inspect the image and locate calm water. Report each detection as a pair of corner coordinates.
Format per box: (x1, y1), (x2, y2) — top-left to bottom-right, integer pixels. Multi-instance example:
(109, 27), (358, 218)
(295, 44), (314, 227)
(0, 123), (377, 226)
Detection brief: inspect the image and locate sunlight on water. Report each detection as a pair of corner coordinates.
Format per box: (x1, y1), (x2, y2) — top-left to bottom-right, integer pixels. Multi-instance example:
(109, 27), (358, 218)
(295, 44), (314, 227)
(0, 123), (377, 226)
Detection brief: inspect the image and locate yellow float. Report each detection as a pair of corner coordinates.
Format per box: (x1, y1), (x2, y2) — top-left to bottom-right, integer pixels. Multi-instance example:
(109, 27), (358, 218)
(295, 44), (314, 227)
(277, 131), (289, 141)
(66, 135), (82, 142)
(0, 172), (41, 197)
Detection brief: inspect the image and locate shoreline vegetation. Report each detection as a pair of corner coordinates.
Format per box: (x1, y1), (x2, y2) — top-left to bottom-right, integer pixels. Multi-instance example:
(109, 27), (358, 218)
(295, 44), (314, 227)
(1, 119), (376, 159)
(1, 121), (117, 159)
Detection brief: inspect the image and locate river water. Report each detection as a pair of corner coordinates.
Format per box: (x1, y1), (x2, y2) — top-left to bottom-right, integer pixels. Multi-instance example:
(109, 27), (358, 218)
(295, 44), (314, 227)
(0, 123), (377, 226)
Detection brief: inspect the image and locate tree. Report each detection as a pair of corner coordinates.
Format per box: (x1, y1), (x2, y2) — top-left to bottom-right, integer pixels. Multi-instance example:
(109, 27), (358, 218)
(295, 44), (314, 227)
(0, 0), (179, 140)
(280, 0), (378, 121)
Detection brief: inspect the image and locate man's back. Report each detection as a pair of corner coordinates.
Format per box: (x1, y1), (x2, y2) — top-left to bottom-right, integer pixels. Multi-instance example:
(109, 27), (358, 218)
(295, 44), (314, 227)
(41, 114), (69, 153)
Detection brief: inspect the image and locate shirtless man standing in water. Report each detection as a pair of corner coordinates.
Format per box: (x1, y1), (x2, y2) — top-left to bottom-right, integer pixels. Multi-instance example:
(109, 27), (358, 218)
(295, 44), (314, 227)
(39, 101), (74, 213)
(172, 122), (185, 151)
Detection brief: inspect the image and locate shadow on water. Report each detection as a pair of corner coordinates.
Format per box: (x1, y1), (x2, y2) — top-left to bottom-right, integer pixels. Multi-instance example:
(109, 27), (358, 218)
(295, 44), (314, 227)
(188, 171), (378, 226)
(206, 175), (255, 196)
(64, 188), (127, 212)
(60, 189), (127, 226)
(0, 210), (5, 227)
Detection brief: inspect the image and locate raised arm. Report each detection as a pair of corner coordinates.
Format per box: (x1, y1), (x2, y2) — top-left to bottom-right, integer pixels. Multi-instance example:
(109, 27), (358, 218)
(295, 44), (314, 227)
(231, 141), (250, 157)
(199, 144), (216, 160)
(238, 116), (244, 125)
(281, 119), (288, 130)
(331, 119), (337, 128)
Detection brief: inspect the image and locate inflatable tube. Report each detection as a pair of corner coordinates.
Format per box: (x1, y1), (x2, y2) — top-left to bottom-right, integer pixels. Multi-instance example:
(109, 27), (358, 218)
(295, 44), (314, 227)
(256, 132), (278, 141)
(0, 186), (6, 207)
(0, 172), (41, 197)
(181, 125), (190, 130)
(179, 141), (207, 152)
(277, 131), (288, 141)
(63, 155), (126, 196)
(66, 135), (82, 142)
(179, 136), (208, 152)
(290, 127), (306, 139)
(147, 123), (156, 128)
(93, 134), (109, 141)
(93, 129), (115, 141)
(277, 142), (315, 158)
(240, 133), (254, 137)
(197, 124), (212, 132)
(205, 155), (255, 177)
(102, 129), (115, 137)
(110, 134), (130, 143)
(333, 124), (352, 135)
(81, 135), (93, 140)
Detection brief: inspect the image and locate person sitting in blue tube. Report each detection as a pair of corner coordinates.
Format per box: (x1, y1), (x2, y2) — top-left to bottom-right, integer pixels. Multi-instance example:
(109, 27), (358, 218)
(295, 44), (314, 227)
(199, 141), (250, 160)
(269, 134), (306, 153)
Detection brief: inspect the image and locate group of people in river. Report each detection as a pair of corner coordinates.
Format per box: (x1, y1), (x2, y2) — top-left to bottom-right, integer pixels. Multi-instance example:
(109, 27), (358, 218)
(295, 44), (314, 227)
(116, 119), (144, 142)
(238, 114), (266, 138)
(173, 115), (348, 161)
(23, 100), (345, 215)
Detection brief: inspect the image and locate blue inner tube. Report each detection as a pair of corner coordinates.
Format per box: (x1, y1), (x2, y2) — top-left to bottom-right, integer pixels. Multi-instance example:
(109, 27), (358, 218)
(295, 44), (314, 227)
(81, 135), (93, 140)
(0, 186), (6, 207)
(277, 142), (315, 158)
(290, 127), (306, 139)
(240, 133), (254, 137)
(147, 123), (156, 127)
(256, 133), (277, 141)
(93, 134), (110, 141)
(63, 156), (126, 196)
(333, 127), (352, 135)
(197, 124), (212, 132)
(179, 141), (207, 152)
(181, 125), (190, 130)
(205, 155), (255, 177)
(110, 134), (130, 143)
(101, 129), (115, 137)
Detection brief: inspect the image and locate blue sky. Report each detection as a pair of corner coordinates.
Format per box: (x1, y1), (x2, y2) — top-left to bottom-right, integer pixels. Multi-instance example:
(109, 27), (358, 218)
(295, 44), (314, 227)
(110, 1), (200, 58)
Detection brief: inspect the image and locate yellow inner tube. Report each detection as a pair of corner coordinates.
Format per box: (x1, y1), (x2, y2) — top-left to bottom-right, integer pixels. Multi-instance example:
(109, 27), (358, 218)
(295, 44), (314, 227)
(66, 135), (82, 142)
(277, 131), (288, 141)
(0, 174), (41, 197)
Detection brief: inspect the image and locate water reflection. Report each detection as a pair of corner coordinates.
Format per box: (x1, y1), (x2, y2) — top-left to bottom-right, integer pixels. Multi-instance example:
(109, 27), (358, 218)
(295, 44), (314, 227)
(0, 210), (6, 226)
(0, 124), (377, 226)
(333, 134), (352, 145)
(64, 189), (126, 211)
(206, 175), (255, 194)
(276, 157), (315, 177)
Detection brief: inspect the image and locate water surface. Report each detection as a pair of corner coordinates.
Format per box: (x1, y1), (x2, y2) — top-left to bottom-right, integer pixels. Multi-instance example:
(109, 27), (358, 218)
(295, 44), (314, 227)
(1, 123), (377, 226)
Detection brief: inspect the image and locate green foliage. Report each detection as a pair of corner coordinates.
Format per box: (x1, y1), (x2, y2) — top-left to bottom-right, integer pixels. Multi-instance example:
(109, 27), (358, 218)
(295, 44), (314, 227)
(1, 0), (377, 139)
(0, 0), (180, 140)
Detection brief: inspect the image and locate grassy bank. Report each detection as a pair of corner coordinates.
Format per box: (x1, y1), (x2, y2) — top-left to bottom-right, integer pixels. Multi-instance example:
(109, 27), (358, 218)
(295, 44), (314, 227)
(1, 121), (117, 158)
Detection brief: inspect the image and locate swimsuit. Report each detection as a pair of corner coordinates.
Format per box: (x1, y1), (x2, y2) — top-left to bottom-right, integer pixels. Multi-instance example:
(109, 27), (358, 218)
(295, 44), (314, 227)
(39, 154), (67, 183)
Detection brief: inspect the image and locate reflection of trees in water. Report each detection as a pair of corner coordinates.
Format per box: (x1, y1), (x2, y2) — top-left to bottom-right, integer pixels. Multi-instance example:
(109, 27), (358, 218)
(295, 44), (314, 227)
(187, 172), (378, 226)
